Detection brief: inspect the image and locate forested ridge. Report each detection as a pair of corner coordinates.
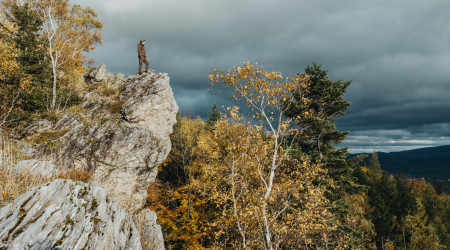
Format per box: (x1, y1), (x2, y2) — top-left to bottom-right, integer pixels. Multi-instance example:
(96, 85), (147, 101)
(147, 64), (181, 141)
(1, 1), (449, 249)
(353, 146), (450, 181)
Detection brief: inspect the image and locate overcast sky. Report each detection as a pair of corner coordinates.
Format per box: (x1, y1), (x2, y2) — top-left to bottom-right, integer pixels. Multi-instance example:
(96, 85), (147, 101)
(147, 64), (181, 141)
(74, 0), (450, 153)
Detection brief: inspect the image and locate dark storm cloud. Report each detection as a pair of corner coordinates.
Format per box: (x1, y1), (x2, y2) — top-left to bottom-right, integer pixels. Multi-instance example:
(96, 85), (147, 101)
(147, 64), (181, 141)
(74, 0), (450, 152)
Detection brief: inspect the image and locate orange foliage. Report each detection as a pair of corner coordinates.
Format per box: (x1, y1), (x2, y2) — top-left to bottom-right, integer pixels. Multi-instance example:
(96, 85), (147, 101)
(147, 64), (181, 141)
(0, 38), (32, 125)
(147, 182), (211, 249)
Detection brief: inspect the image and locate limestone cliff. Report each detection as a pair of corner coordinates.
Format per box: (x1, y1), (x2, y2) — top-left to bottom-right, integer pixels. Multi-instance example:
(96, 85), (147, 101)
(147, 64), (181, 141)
(29, 70), (178, 213)
(2, 66), (180, 249)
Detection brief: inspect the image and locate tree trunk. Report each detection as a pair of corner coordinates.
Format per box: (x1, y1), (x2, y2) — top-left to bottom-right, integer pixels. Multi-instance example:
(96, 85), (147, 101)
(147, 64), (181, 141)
(51, 62), (57, 109)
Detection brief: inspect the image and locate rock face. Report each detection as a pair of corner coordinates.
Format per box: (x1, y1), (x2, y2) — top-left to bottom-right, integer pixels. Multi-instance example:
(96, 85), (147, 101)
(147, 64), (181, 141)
(22, 119), (53, 137)
(107, 72), (124, 85)
(34, 71), (178, 213)
(136, 209), (165, 250)
(0, 179), (141, 249)
(120, 73), (178, 142)
(12, 160), (58, 179)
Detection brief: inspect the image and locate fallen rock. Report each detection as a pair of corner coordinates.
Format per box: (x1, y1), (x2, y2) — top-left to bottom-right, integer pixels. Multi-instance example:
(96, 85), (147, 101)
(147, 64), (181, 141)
(0, 179), (141, 249)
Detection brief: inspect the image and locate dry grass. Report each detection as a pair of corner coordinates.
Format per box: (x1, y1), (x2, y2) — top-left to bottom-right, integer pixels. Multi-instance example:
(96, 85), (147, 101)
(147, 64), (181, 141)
(0, 166), (47, 207)
(0, 133), (92, 207)
(88, 80), (120, 99)
(0, 133), (35, 206)
(27, 129), (70, 144)
(109, 100), (125, 114)
(55, 169), (92, 183)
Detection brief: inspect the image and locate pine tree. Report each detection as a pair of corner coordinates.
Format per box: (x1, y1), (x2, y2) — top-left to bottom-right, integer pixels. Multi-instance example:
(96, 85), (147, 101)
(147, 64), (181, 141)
(369, 172), (396, 248)
(206, 102), (221, 128)
(0, 3), (51, 125)
(285, 62), (365, 246)
(369, 151), (381, 172)
(285, 62), (356, 195)
(404, 198), (441, 250)
(286, 62), (351, 161)
(393, 173), (417, 220)
(7, 4), (49, 83)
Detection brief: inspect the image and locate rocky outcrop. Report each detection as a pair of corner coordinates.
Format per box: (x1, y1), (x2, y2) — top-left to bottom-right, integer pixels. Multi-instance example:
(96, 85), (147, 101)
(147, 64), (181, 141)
(0, 179), (141, 249)
(1, 68), (175, 248)
(84, 63), (108, 84)
(135, 209), (165, 250)
(22, 119), (53, 137)
(120, 73), (178, 142)
(108, 72), (124, 85)
(12, 160), (58, 179)
(33, 71), (178, 213)
(84, 63), (124, 85)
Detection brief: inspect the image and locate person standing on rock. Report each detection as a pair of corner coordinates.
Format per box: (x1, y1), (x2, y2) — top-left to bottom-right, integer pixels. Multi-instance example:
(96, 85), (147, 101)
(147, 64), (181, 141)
(137, 39), (150, 75)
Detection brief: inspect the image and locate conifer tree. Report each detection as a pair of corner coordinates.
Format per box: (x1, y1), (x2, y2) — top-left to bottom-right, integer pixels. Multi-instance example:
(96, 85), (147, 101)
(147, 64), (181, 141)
(285, 62), (365, 245)
(369, 172), (396, 248)
(2, 0), (102, 110)
(286, 62), (350, 160)
(6, 4), (49, 83)
(285, 62), (356, 196)
(0, 3), (51, 125)
(393, 173), (417, 220)
(206, 102), (221, 128)
(369, 151), (381, 172)
(404, 198), (441, 250)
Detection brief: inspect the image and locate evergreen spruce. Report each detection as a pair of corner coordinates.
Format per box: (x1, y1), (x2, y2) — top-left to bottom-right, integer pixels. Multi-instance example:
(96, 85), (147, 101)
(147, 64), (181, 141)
(206, 102), (221, 128)
(286, 62), (356, 197)
(285, 62), (366, 246)
(1, 3), (51, 125)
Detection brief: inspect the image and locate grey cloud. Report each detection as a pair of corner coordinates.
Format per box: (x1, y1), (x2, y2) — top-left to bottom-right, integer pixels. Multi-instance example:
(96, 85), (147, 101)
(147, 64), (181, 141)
(73, 0), (450, 152)
(343, 127), (450, 153)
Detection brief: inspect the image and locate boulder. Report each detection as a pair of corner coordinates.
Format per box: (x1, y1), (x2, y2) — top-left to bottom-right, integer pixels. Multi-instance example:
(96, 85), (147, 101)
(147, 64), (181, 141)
(0, 179), (141, 249)
(84, 63), (108, 84)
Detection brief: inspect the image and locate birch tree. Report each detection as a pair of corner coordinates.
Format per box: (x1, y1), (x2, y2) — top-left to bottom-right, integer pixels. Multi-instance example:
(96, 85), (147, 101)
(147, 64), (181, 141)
(207, 62), (340, 249)
(36, 0), (102, 109)
(2, 0), (102, 110)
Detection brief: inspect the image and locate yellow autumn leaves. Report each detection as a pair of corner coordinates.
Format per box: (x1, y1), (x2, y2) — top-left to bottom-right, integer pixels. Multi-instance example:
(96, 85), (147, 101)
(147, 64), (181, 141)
(147, 62), (342, 248)
(0, 40), (19, 81)
(206, 62), (339, 248)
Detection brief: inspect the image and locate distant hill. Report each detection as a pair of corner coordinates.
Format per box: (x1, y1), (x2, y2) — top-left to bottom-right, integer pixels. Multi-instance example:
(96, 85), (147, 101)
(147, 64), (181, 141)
(350, 145), (450, 181)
